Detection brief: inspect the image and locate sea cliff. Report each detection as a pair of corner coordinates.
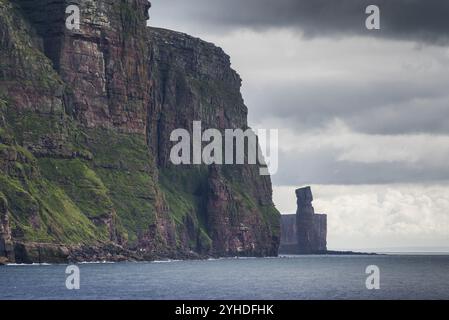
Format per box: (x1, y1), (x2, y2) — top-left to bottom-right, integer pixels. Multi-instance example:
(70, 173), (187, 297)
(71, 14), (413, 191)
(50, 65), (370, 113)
(0, 0), (280, 263)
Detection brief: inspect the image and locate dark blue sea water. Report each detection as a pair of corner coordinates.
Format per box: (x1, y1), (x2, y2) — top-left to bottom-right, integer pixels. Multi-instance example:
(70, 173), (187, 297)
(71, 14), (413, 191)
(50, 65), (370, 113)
(1, 255), (448, 300)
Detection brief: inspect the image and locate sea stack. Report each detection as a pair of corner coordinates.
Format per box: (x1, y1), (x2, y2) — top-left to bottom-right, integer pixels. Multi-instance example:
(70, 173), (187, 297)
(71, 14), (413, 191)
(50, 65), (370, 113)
(279, 187), (327, 254)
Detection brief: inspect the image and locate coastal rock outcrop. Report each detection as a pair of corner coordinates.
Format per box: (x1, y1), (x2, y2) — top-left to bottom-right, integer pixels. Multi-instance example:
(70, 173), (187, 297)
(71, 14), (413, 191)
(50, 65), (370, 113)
(279, 187), (327, 254)
(0, 0), (279, 263)
(0, 194), (14, 262)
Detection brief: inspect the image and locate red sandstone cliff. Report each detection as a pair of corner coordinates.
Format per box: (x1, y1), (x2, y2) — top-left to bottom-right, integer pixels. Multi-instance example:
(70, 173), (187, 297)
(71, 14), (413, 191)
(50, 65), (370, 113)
(0, 0), (279, 263)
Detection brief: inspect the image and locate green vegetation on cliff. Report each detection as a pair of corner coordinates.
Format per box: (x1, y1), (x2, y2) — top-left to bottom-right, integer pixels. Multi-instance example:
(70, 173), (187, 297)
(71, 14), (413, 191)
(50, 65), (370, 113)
(0, 149), (101, 244)
(0, 0), (280, 263)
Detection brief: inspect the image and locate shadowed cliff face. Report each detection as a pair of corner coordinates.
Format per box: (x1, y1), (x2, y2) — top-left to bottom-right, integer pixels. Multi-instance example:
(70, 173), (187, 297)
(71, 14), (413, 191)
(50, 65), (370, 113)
(0, 0), (279, 263)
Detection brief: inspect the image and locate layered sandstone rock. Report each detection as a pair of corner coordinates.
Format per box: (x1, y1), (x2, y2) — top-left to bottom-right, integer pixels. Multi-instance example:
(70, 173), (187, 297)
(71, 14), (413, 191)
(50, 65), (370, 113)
(0, 0), (279, 263)
(279, 187), (327, 254)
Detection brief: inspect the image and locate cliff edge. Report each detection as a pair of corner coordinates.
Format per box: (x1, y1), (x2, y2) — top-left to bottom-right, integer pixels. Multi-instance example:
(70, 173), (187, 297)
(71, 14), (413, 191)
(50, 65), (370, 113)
(0, 0), (280, 263)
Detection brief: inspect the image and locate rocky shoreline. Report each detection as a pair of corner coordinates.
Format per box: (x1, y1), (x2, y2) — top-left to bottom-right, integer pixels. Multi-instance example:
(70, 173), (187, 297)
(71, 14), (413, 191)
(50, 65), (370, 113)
(1, 242), (204, 265)
(325, 250), (378, 255)
(1, 241), (282, 265)
(0, 243), (379, 266)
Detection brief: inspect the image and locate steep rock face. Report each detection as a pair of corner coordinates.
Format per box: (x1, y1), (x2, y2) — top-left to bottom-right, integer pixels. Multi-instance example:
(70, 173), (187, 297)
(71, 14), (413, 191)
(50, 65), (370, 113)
(147, 28), (279, 256)
(16, 0), (151, 132)
(0, 0), (279, 262)
(0, 194), (14, 262)
(279, 187), (327, 254)
(279, 214), (296, 246)
(295, 187), (327, 253)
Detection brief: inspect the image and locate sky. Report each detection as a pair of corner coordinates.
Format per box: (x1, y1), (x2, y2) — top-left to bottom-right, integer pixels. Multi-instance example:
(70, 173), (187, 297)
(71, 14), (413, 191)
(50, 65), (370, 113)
(150, 0), (449, 251)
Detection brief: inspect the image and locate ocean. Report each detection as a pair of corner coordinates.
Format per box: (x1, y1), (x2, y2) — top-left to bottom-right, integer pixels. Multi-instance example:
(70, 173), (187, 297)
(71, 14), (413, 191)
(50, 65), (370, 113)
(1, 255), (448, 300)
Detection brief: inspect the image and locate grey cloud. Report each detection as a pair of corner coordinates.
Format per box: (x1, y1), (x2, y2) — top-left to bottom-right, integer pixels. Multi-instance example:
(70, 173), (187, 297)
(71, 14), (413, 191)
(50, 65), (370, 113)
(272, 148), (449, 186)
(152, 0), (449, 45)
(151, 0), (449, 186)
(245, 80), (449, 135)
(152, 0), (449, 135)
